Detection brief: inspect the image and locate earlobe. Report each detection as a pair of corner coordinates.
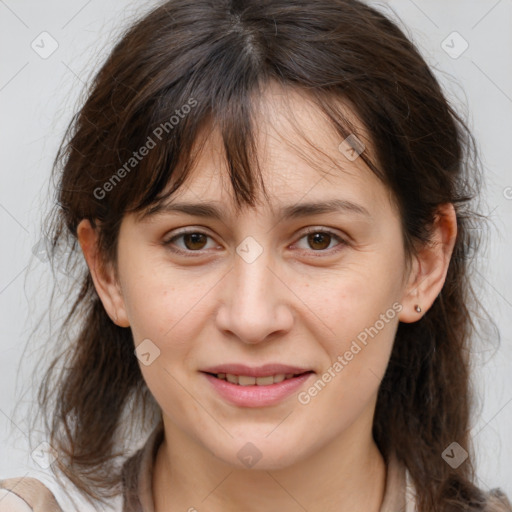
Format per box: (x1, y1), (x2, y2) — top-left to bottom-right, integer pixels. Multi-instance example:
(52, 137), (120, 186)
(398, 255), (424, 323)
(398, 203), (457, 323)
(76, 219), (130, 328)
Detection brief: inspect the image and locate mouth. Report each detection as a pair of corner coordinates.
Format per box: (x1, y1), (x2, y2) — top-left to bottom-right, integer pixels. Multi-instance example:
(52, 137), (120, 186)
(203, 371), (314, 386)
(201, 369), (315, 407)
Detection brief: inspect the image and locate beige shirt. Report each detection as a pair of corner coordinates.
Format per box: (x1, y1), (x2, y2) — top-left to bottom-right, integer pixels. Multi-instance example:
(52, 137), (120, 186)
(1, 424), (507, 512)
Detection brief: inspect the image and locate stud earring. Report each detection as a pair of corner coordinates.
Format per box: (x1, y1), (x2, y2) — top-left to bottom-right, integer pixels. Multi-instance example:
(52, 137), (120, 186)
(414, 304), (422, 313)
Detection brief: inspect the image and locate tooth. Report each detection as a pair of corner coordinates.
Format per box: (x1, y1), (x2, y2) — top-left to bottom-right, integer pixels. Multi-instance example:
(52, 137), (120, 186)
(238, 375), (256, 386)
(256, 375), (274, 386)
(220, 373), (295, 386)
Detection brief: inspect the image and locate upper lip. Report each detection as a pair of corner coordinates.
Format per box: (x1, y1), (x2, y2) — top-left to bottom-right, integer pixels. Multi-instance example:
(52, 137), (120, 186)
(200, 364), (313, 378)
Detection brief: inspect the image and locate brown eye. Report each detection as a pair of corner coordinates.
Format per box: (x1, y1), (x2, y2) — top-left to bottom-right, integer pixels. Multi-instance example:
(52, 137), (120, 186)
(307, 232), (332, 251)
(295, 228), (348, 255)
(181, 232), (208, 250)
(162, 230), (216, 254)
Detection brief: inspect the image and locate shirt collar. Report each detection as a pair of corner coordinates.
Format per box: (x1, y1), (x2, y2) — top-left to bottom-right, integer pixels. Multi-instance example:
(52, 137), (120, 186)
(122, 422), (412, 512)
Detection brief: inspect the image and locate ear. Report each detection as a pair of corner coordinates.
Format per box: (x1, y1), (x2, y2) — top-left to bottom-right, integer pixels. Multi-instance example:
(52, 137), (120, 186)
(76, 219), (130, 328)
(398, 203), (457, 323)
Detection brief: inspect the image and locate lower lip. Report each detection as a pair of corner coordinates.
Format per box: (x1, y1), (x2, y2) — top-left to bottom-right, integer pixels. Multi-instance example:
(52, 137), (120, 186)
(202, 372), (314, 407)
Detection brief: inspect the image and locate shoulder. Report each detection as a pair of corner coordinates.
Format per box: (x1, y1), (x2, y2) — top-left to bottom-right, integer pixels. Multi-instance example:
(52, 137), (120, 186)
(0, 489), (33, 512)
(0, 477), (63, 512)
(401, 461), (511, 512)
(483, 488), (512, 512)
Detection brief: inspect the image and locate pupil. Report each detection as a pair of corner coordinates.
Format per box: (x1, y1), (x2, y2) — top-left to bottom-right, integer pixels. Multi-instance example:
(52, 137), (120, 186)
(185, 233), (206, 250)
(309, 232), (330, 250)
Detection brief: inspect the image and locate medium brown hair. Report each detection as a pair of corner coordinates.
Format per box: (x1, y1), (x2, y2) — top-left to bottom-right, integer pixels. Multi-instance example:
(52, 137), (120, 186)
(29, 0), (509, 510)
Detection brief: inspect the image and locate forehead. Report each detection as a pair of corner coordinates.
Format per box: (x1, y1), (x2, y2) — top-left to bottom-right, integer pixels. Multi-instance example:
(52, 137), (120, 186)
(137, 82), (394, 222)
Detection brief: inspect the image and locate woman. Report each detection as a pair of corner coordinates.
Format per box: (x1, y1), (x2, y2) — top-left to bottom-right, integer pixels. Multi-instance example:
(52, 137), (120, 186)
(1, 0), (510, 510)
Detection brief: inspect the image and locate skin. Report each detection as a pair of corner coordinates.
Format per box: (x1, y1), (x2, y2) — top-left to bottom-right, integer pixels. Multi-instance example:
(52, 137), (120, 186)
(77, 82), (457, 512)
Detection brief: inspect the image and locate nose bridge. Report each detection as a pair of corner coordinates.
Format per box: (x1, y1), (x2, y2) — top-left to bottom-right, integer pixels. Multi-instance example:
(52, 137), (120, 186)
(216, 235), (293, 344)
(235, 236), (272, 302)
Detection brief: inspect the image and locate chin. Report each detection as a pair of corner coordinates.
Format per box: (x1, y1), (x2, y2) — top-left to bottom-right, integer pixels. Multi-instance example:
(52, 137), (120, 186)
(210, 437), (306, 471)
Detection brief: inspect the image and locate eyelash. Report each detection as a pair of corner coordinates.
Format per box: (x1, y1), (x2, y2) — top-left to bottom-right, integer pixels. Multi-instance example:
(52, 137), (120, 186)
(162, 227), (348, 257)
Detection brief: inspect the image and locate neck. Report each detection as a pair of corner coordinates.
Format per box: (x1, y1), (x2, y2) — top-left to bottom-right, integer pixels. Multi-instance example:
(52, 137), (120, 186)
(152, 413), (387, 512)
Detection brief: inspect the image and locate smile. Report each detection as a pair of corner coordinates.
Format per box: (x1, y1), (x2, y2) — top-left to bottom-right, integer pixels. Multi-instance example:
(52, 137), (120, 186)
(201, 371), (314, 407)
(208, 372), (310, 386)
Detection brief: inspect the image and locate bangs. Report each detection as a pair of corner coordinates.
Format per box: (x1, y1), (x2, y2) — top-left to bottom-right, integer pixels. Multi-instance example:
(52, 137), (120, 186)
(104, 15), (268, 221)
(65, 0), (410, 237)
(112, 77), (382, 225)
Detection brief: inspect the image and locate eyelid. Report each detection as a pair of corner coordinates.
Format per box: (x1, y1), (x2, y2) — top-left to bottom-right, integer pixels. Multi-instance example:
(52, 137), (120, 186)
(162, 226), (349, 256)
(293, 226), (349, 254)
(162, 227), (220, 256)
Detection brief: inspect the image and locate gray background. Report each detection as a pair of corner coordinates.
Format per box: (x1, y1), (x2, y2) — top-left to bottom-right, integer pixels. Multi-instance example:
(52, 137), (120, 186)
(1, 0), (511, 500)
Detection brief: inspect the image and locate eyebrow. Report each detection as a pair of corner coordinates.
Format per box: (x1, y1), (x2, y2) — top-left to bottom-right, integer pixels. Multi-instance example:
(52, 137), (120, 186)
(140, 198), (372, 222)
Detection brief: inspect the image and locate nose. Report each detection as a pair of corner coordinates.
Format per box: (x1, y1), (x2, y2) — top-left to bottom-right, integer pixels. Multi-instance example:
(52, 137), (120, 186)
(215, 246), (294, 345)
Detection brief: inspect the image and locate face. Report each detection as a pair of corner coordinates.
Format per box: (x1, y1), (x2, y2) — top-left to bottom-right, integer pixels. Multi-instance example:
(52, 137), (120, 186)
(88, 84), (419, 470)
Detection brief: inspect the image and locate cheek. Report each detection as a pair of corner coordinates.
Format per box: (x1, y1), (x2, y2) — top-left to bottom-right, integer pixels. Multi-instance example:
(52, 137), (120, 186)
(297, 315), (398, 435)
(122, 258), (213, 342)
(298, 253), (404, 346)
(295, 246), (403, 404)
(125, 267), (216, 421)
